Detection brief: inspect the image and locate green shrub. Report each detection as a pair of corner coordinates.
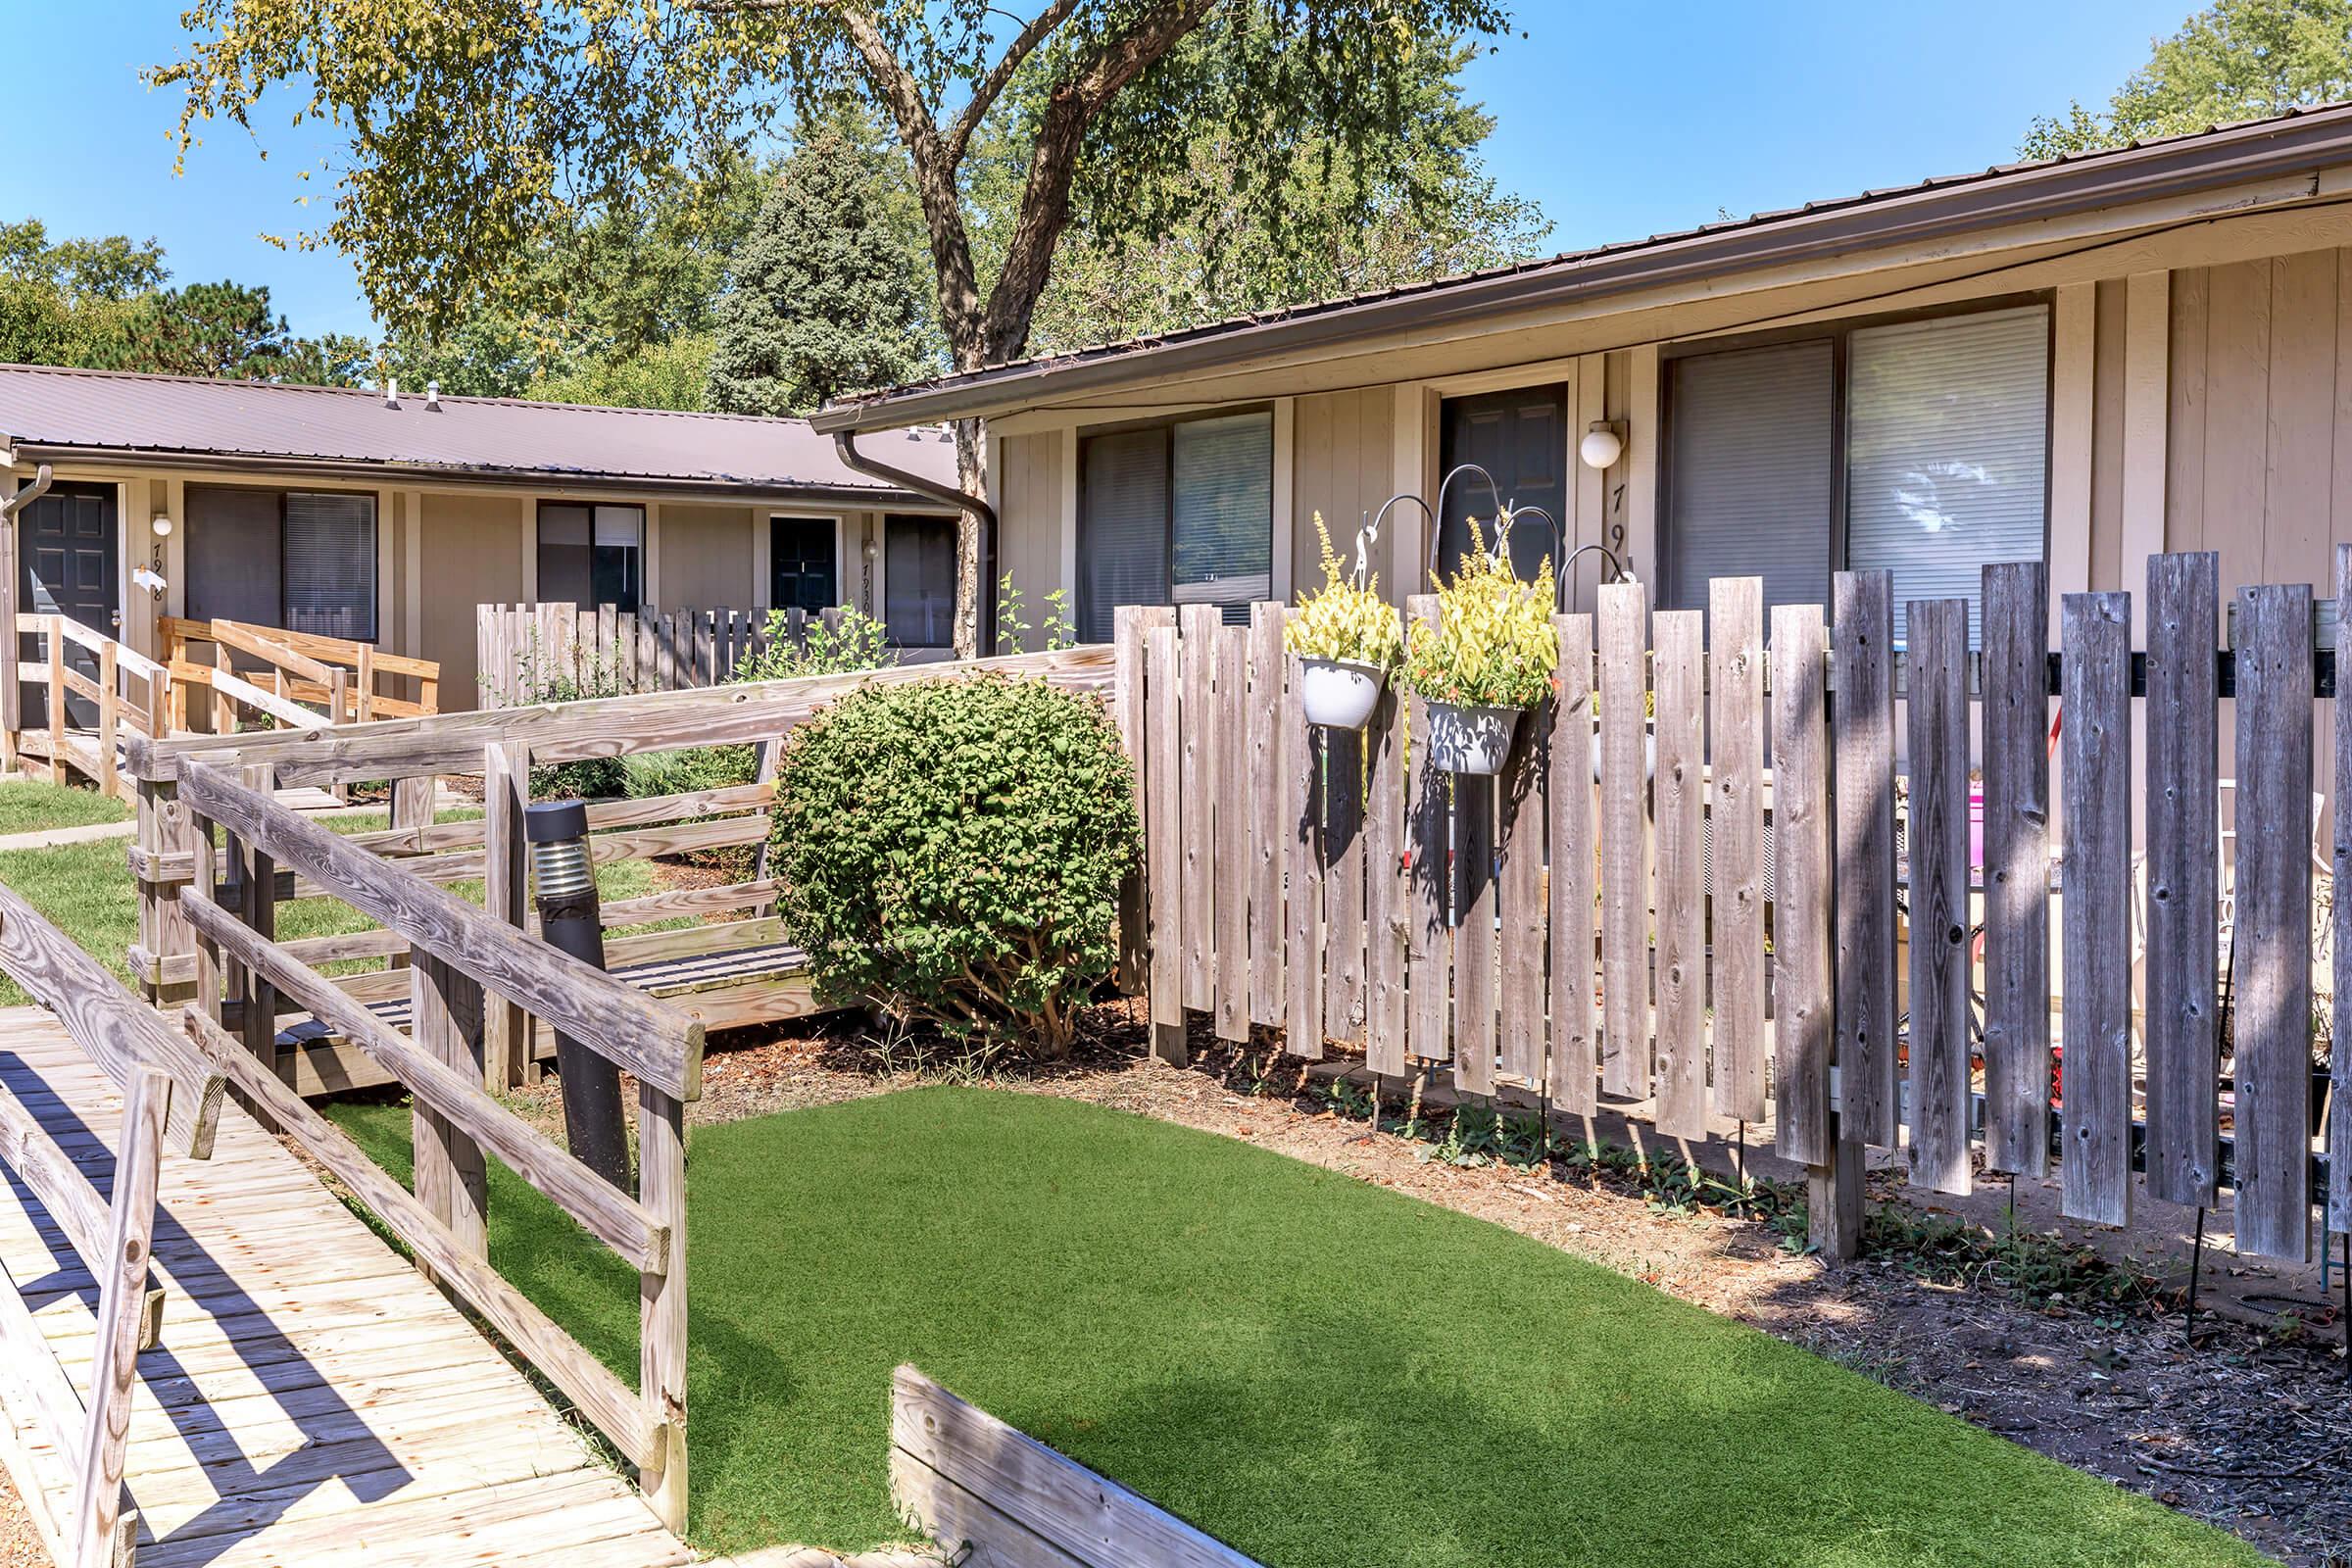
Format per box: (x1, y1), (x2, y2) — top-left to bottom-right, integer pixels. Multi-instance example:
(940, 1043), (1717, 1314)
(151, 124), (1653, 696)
(736, 606), (891, 682)
(770, 675), (1138, 1054)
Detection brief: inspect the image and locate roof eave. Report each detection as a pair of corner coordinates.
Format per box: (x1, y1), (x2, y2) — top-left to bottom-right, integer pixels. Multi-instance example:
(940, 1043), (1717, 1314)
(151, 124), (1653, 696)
(812, 105), (2352, 433)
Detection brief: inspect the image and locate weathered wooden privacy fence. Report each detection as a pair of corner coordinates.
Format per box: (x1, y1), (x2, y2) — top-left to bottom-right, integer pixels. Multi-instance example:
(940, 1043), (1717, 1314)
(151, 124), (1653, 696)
(476, 602), (849, 705)
(1118, 550), (2351, 1265)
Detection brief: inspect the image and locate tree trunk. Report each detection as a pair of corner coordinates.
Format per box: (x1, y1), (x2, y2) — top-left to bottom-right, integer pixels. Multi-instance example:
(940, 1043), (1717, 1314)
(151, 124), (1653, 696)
(952, 415), (987, 661)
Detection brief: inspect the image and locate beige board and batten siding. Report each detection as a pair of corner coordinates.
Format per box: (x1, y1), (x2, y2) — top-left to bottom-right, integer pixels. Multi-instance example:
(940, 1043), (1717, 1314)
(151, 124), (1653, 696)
(1291, 388), (1395, 591)
(657, 503), (757, 616)
(418, 490), (527, 710)
(996, 429), (1066, 649)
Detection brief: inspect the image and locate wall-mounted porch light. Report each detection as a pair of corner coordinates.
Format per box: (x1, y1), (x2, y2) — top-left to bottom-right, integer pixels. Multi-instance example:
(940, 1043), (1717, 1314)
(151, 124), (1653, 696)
(1578, 420), (1625, 470)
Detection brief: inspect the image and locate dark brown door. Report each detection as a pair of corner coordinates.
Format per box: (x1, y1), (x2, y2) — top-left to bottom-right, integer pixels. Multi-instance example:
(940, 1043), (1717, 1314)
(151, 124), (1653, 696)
(18, 482), (118, 729)
(1437, 384), (1566, 585)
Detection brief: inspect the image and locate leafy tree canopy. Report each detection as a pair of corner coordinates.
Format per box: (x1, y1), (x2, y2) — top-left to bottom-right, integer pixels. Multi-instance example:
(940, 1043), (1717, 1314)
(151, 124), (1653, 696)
(0, 217), (368, 382)
(2023, 0), (2352, 158)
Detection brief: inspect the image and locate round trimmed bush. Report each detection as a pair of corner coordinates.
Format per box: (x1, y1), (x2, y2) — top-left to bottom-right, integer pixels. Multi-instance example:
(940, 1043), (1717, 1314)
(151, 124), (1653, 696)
(770, 673), (1139, 1054)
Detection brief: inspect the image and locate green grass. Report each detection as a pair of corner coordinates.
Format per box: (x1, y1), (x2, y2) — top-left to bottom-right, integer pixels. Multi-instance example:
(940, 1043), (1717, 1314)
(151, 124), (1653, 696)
(0, 807), (660, 1006)
(327, 1088), (2260, 1568)
(0, 778), (133, 835)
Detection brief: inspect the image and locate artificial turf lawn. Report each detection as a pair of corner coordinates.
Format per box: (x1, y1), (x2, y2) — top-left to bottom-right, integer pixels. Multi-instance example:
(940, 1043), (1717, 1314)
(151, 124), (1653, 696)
(327, 1087), (2260, 1568)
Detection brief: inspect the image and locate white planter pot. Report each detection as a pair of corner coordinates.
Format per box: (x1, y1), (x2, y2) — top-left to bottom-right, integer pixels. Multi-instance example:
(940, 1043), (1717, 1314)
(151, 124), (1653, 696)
(1424, 700), (1524, 775)
(1298, 657), (1388, 729)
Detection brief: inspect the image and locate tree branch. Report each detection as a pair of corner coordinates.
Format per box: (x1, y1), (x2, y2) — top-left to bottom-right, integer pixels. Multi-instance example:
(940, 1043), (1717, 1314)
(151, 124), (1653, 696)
(979, 0), (1220, 362)
(944, 0), (1087, 167)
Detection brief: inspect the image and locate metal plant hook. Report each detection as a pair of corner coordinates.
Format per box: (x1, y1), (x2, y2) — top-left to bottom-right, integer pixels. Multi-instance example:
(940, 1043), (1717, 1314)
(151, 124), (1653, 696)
(1369, 491), (1437, 585)
(1349, 510), (1381, 590)
(1420, 463), (1508, 584)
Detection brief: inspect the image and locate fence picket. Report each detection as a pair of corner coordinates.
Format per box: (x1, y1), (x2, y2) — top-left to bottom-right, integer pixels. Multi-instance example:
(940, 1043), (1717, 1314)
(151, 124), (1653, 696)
(2060, 592), (2133, 1229)
(1283, 620), (1324, 1059)
(1707, 579), (1766, 1123)
(1496, 667), (1548, 1089)
(2337, 545), (2352, 1237)
(1213, 625), (1250, 1045)
(1324, 722), (1368, 1044)
(1453, 770), (1497, 1098)
(1906, 598), (1972, 1196)
(1651, 611), (1705, 1140)
(1981, 563), (2051, 1177)
(1546, 614), (1595, 1114)
(1248, 606), (1286, 1029)
(1364, 607), (1409, 1075)
(1112, 606), (1152, 992)
(1597, 582), (1650, 1101)
(1832, 570), (1897, 1149)
(2145, 552), (2221, 1205)
(2231, 583), (2313, 1261)
(1770, 605), (1833, 1165)
(1180, 605), (1218, 1014)
(1404, 595), (1449, 1064)
(1146, 624), (1187, 1066)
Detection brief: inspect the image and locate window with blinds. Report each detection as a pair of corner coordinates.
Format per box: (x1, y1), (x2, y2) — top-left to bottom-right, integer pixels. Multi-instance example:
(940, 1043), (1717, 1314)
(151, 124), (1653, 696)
(282, 492), (377, 640)
(1078, 411), (1272, 640)
(1171, 413), (1273, 623)
(1846, 306), (2049, 641)
(1665, 341), (1836, 615)
(1661, 304), (2048, 643)
(538, 502), (644, 612)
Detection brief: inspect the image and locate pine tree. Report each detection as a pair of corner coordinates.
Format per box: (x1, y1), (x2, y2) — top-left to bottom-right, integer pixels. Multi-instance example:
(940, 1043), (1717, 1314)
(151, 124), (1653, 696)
(707, 120), (928, 418)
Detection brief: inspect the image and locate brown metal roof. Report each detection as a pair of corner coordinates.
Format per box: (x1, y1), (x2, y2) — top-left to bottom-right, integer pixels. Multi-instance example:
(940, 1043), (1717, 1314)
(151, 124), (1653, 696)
(813, 100), (2352, 431)
(0, 364), (961, 497)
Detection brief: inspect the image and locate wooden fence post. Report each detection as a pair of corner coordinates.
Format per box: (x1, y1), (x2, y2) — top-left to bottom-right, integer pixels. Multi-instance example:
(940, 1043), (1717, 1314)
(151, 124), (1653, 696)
(1707, 579), (1766, 1124)
(47, 616), (67, 783)
(235, 764), (280, 1081)
(482, 740), (532, 1088)
(1905, 598), (1973, 1196)
(1403, 594), (1447, 1067)
(1831, 571), (1897, 1150)
(1179, 604), (1217, 1016)
(96, 639), (120, 799)
(412, 952), (488, 1259)
(2144, 553), (2219, 1204)
(1545, 612), (1595, 1114)
(1212, 625), (1250, 1046)
(1362, 606), (1408, 1074)
(1596, 581), (1649, 1101)
(1650, 609), (1704, 1140)
(638, 1083), (689, 1535)
(1981, 563), (2051, 1178)
(1247, 605), (1286, 1032)
(2059, 592), (2133, 1230)
(1112, 606), (1152, 995)
(1280, 610), (1323, 1059)
(71, 1065), (169, 1568)
(1144, 623), (1187, 1064)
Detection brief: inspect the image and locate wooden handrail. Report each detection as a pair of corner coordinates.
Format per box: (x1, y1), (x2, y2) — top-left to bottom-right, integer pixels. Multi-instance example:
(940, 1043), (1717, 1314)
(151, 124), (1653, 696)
(127, 642), (1114, 786)
(175, 760), (704, 1100)
(175, 1007), (663, 1469)
(166, 659), (329, 731)
(176, 889), (670, 1272)
(0, 880), (224, 1160)
(161, 616), (440, 681)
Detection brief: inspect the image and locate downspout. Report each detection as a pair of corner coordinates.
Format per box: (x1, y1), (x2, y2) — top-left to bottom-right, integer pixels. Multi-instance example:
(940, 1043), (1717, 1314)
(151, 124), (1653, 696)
(832, 430), (998, 654)
(1, 463), (56, 755)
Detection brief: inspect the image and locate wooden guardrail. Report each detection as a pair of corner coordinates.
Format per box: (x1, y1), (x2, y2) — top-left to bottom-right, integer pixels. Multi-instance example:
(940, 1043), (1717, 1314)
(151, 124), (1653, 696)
(168, 759), (698, 1533)
(0, 880), (225, 1568)
(159, 617), (438, 731)
(890, 1366), (1260, 1568)
(6, 614), (172, 797)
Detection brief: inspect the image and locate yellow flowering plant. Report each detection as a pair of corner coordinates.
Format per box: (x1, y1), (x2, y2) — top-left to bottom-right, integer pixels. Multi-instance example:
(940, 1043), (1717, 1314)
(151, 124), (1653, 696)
(1401, 516), (1558, 709)
(1283, 512), (1403, 670)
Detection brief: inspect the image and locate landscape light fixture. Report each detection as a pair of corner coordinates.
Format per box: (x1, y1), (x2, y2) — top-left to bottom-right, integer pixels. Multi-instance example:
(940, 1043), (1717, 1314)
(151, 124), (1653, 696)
(526, 800), (632, 1191)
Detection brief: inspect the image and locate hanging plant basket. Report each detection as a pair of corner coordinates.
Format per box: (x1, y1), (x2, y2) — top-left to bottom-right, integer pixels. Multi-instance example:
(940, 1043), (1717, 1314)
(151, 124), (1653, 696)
(1298, 657), (1388, 729)
(1425, 699), (1525, 775)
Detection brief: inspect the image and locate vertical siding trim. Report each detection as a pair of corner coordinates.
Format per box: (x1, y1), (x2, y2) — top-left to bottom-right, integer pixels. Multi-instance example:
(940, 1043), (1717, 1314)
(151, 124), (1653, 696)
(403, 488), (423, 659)
(2167, 267), (2209, 555)
(645, 502), (663, 610)
(2121, 270), (2171, 635)
(2050, 282), (2097, 637)
(1572, 354), (1608, 612)
(1271, 397), (1296, 602)
(1625, 344), (1661, 585)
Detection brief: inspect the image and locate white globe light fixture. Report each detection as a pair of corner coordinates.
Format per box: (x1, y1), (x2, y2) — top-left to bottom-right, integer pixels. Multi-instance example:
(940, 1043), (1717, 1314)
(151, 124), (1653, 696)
(1578, 421), (1624, 470)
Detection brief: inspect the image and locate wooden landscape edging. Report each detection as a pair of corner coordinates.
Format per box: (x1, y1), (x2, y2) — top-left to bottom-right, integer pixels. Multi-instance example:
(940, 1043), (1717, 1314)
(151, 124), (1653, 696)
(1118, 549), (2350, 1266)
(889, 1366), (1263, 1568)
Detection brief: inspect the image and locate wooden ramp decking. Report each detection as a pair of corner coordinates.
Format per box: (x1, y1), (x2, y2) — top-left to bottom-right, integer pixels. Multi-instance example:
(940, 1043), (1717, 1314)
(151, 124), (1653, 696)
(0, 1004), (693, 1568)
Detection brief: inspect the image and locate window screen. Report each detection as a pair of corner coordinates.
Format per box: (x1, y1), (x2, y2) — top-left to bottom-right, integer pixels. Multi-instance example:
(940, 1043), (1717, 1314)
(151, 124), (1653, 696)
(771, 515), (837, 612)
(539, 502), (644, 612)
(884, 514), (956, 647)
(1079, 426), (1171, 643)
(1664, 341), (1836, 616)
(1845, 306), (2049, 642)
(185, 486), (283, 628)
(282, 492), (376, 640)
(1171, 413), (1273, 623)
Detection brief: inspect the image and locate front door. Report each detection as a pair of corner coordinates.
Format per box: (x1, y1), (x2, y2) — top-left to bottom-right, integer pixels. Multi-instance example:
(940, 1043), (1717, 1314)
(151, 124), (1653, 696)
(1437, 384), (1567, 586)
(17, 482), (119, 730)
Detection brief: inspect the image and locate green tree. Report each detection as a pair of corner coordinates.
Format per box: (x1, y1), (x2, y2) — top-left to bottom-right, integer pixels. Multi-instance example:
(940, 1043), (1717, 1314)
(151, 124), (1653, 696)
(152, 0), (1514, 656)
(708, 115), (931, 416)
(2023, 0), (2352, 157)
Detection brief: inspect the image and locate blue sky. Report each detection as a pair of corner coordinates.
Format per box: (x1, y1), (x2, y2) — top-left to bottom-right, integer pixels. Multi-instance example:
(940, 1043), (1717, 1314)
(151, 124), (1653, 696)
(10, 0), (2190, 341)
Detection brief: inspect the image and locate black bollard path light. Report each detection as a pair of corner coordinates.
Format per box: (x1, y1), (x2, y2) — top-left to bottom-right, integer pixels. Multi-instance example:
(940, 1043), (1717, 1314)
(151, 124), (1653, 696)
(525, 800), (632, 1191)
